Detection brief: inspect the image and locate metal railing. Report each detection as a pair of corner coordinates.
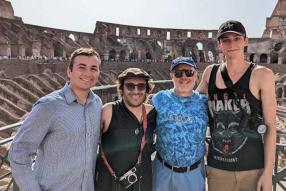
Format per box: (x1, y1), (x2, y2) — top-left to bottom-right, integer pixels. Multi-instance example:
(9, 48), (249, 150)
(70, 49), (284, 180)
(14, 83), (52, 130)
(0, 82), (286, 190)
(0, 122), (21, 191)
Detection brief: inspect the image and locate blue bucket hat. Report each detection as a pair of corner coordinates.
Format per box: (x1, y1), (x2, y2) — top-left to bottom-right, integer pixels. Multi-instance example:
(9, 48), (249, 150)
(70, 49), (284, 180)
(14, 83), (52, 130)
(170, 56), (197, 71)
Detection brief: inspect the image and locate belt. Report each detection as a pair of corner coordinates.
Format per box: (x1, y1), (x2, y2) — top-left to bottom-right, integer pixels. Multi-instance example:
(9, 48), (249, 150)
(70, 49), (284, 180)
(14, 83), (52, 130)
(156, 153), (202, 173)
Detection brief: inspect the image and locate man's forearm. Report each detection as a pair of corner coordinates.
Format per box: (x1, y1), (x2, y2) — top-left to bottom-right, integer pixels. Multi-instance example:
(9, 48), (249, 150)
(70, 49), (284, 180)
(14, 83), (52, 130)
(263, 126), (276, 175)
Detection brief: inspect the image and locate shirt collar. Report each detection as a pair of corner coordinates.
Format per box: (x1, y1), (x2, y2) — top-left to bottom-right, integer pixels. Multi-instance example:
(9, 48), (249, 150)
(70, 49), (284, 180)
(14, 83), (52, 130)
(63, 83), (97, 105)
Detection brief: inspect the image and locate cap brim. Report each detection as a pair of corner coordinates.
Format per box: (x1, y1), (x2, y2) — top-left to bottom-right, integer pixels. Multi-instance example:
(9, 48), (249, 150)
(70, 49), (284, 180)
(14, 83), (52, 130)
(217, 31), (244, 39)
(170, 62), (197, 71)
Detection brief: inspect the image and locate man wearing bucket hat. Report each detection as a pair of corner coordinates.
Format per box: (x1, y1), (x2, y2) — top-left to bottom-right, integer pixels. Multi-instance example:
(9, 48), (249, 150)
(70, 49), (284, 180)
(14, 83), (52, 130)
(152, 57), (208, 191)
(197, 20), (276, 191)
(95, 68), (156, 191)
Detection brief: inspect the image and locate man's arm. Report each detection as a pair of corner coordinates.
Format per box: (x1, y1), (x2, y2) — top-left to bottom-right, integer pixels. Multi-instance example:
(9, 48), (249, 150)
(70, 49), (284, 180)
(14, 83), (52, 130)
(101, 103), (113, 133)
(196, 65), (213, 94)
(255, 67), (276, 191)
(8, 101), (54, 191)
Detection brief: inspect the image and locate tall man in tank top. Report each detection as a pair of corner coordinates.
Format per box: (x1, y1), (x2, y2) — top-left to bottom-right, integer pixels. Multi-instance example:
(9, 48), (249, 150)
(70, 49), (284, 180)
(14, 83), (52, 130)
(9, 48), (102, 191)
(95, 68), (156, 191)
(152, 57), (208, 191)
(197, 20), (276, 191)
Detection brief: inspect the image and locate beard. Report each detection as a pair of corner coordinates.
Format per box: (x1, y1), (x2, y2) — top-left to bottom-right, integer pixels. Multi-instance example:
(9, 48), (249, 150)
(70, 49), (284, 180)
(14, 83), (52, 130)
(123, 94), (146, 108)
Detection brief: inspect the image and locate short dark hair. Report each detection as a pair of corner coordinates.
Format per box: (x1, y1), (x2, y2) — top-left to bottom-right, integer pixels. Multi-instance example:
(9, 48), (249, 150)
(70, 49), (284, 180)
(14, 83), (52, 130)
(69, 48), (101, 71)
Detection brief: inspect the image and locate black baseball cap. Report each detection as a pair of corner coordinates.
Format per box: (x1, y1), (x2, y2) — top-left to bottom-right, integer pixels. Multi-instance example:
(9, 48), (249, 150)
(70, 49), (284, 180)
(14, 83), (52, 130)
(217, 20), (246, 39)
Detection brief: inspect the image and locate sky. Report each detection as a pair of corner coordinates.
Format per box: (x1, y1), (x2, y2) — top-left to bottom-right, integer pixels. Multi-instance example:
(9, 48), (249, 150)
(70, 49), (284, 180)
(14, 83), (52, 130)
(10, 0), (277, 38)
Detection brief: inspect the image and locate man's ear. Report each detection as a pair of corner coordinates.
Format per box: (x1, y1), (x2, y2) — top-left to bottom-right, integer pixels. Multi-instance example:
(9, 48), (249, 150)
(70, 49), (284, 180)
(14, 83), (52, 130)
(217, 40), (222, 50)
(244, 37), (249, 47)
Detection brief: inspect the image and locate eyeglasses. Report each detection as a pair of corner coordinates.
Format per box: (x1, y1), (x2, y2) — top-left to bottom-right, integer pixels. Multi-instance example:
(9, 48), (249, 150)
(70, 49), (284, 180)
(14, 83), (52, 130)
(173, 69), (195, 78)
(124, 83), (147, 91)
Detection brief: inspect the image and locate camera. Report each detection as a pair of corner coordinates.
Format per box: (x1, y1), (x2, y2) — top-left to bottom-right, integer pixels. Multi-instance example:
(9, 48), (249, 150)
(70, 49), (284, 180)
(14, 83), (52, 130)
(119, 166), (138, 189)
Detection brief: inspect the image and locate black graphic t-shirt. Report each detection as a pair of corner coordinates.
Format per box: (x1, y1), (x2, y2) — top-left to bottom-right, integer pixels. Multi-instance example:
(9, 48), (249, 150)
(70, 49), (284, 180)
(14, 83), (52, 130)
(207, 63), (264, 171)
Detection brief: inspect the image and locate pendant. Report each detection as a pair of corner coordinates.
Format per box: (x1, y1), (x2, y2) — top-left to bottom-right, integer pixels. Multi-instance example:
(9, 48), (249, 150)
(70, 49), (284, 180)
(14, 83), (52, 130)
(257, 124), (266, 134)
(135, 128), (139, 135)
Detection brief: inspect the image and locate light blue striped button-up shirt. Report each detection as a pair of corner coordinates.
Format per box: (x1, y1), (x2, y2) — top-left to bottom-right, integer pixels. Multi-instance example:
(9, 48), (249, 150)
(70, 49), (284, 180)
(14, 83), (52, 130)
(9, 83), (102, 191)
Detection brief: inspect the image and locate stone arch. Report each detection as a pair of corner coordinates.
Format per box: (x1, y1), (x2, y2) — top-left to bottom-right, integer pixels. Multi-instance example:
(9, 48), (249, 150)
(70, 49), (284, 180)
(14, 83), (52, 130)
(136, 40), (152, 60)
(206, 42), (216, 62)
(10, 45), (19, 57)
(198, 51), (205, 63)
(276, 87), (283, 98)
(196, 42), (204, 50)
(283, 84), (286, 97)
(25, 44), (33, 57)
(282, 49), (286, 64)
(146, 51), (152, 60)
(119, 49), (126, 61)
(195, 42), (205, 63)
(129, 49), (138, 61)
(109, 49), (116, 61)
(182, 47), (186, 56)
(207, 51), (215, 62)
(68, 33), (77, 42)
(54, 42), (64, 57)
(260, 54), (267, 63)
(249, 54), (255, 62)
(274, 42), (283, 52)
(270, 53), (279, 64)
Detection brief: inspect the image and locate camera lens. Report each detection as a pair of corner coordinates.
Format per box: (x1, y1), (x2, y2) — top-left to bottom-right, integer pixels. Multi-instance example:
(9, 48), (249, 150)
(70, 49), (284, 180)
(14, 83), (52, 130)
(128, 174), (137, 183)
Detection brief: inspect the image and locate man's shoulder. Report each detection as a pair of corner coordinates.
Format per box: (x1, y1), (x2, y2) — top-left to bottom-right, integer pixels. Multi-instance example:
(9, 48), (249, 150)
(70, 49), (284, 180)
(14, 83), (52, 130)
(102, 101), (115, 113)
(89, 91), (103, 105)
(193, 90), (208, 101)
(252, 64), (273, 74)
(202, 64), (220, 81)
(252, 64), (274, 80)
(37, 88), (64, 105)
(204, 63), (219, 72)
(143, 103), (154, 112)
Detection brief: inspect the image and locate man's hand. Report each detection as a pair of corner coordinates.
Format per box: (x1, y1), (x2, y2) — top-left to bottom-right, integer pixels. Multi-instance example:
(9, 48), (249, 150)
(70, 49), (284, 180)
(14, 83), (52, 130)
(257, 173), (272, 191)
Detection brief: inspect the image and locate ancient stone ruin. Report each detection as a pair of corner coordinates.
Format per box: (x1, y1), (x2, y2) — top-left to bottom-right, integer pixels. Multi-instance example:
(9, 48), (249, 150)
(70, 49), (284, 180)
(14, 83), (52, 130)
(0, 0), (285, 64)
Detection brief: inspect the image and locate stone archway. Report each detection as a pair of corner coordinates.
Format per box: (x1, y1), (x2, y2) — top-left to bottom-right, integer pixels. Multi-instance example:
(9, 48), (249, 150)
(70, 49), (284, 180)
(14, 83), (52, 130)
(196, 42), (205, 63)
(109, 49), (116, 61)
(271, 53), (279, 64)
(207, 51), (215, 62)
(146, 51), (152, 60)
(54, 42), (64, 57)
(129, 49), (138, 61)
(277, 87), (283, 98)
(260, 54), (268, 63)
(119, 49), (126, 61)
(249, 54), (255, 62)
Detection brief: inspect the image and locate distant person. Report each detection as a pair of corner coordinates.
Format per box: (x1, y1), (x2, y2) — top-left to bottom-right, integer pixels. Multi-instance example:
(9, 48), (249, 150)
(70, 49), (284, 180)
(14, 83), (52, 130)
(9, 47), (102, 191)
(95, 68), (156, 191)
(197, 20), (276, 191)
(152, 57), (208, 191)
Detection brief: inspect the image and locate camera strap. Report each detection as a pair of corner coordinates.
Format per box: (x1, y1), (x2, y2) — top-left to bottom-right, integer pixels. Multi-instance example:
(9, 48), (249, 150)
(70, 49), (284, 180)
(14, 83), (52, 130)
(100, 104), (148, 180)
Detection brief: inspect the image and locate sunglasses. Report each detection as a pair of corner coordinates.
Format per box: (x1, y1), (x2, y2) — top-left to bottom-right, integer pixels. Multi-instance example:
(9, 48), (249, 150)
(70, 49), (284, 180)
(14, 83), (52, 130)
(124, 83), (147, 91)
(173, 69), (195, 78)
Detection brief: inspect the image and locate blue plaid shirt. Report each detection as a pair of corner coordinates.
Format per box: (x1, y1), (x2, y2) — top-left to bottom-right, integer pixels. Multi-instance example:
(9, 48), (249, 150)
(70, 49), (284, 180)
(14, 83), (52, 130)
(9, 84), (102, 191)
